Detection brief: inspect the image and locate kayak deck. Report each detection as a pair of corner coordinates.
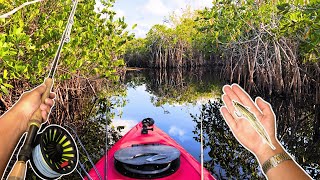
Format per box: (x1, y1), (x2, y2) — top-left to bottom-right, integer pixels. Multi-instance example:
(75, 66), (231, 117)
(86, 122), (215, 179)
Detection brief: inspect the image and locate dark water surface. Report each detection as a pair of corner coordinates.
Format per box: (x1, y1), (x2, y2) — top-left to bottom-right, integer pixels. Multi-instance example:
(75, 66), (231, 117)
(110, 68), (319, 179)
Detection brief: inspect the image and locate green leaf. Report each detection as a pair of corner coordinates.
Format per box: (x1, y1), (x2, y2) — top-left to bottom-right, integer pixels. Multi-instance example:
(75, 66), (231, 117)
(3, 70), (8, 80)
(93, 68), (99, 74)
(3, 83), (13, 88)
(12, 26), (23, 36)
(1, 85), (9, 95)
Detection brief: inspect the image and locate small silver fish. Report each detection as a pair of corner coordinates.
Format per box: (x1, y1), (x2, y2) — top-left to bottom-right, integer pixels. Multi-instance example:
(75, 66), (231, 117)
(233, 100), (276, 150)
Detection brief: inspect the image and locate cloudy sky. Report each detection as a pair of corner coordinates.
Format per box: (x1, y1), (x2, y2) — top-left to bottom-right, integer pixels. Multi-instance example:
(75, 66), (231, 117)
(111, 0), (213, 37)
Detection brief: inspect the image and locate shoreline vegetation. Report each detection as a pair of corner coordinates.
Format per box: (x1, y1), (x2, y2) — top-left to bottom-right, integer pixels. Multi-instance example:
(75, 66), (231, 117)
(124, 1), (319, 98)
(123, 1), (319, 177)
(123, 1), (319, 142)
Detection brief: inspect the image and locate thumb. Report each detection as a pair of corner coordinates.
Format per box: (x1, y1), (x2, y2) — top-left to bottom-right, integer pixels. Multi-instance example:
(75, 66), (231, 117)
(255, 97), (274, 117)
(31, 84), (47, 96)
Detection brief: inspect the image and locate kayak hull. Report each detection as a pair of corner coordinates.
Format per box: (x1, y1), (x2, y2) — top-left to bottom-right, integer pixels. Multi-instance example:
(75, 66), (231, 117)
(86, 122), (215, 180)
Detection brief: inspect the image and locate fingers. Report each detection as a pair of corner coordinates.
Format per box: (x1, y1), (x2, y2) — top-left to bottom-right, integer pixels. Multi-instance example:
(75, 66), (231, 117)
(40, 103), (52, 120)
(255, 97), (275, 117)
(45, 98), (55, 107)
(230, 84), (263, 119)
(40, 104), (51, 112)
(30, 83), (55, 99)
(49, 92), (56, 99)
(40, 97), (55, 120)
(220, 106), (238, 132)
(223, 85), (241, 103)
(24, 85), (55, 102)
(222, 93), (239, 119)
(41, 110), (48, 121)
(40, 98), (55, 111)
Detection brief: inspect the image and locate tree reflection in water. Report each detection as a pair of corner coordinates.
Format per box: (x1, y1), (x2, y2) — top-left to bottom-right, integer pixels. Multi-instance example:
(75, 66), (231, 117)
(192, 100), (261, 179)
(125, 68), (319, 179)
(125, 68), (222, 106)
(192, 97), (319, 179)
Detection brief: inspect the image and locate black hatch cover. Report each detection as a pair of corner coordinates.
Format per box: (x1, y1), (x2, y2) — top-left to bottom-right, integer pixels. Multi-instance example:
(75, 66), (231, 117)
(114, 144), (180, 178)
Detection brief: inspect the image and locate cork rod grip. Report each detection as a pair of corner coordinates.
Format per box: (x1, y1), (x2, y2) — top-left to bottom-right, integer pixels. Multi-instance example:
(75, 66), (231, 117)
(7, 161), (26, 180)
(29, 78), (54, 126)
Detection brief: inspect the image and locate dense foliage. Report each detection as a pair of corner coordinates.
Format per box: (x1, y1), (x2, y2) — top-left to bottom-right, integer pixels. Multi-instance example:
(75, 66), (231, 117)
(1, 0), (131, 178)
(125, 8), (207, 68)
(124, 0), (320, 98)
(126, 0), (319, 65)
(197, 0), (319, 96)
(0, 0), (133, 95)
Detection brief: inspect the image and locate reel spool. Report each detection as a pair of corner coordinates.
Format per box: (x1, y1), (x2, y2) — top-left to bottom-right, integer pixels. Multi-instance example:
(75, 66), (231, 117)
(30, 125), (78, 179)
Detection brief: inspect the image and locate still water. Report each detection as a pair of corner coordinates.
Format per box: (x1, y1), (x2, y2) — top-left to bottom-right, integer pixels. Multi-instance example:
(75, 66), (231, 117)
(109, 68), (319, 179)
(112, 84), (212, 159)
(111, 68), (222, 161)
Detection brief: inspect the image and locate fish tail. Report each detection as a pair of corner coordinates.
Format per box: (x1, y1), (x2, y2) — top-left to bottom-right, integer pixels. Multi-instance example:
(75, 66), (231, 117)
(260, 130), (276, 150)
(253, 123), (276, 150)
(270, 143), (276, 150)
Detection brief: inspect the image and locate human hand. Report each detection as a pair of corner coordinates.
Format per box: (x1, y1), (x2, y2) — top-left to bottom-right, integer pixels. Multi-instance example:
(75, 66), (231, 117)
(220, 84), (283, 161)
(11, 84), (55, 133)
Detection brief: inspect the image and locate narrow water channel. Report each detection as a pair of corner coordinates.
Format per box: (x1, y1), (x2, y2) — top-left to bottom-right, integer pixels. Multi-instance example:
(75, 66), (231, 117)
(112, 68), (223, 160)
(110, 68), (319, 179)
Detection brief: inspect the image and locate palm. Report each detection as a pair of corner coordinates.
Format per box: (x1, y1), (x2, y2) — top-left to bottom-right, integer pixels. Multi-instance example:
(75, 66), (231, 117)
(220, 84), (276, 155)
(234, 115), (275, 153)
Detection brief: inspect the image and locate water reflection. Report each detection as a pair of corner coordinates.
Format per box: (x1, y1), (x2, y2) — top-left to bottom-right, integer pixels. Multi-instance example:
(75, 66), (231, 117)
(120, 68), (319, 179)
(271, 96), (320, 178)
(112, 68), (223, 162)
(125, 68), (222, 106)
(192, 95), (320, 179)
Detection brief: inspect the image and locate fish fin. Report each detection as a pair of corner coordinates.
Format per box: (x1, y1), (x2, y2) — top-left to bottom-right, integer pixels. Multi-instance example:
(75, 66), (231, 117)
(234, 110), (242, 117)
(244, 105), (251, 110)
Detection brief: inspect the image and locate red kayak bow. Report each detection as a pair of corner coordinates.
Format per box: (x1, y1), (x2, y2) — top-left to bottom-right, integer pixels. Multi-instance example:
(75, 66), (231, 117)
(85, 118), (215, 180)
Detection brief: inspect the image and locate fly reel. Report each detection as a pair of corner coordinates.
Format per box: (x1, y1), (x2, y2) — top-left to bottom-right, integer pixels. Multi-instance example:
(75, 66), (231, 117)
(30, 125), (78, 179)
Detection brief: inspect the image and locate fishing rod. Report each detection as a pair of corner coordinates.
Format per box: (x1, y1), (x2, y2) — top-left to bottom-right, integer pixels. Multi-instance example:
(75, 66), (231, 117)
(0, 0), (43, 19)
(200, 116), (204, 180)
(7, 0), (79, 179)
